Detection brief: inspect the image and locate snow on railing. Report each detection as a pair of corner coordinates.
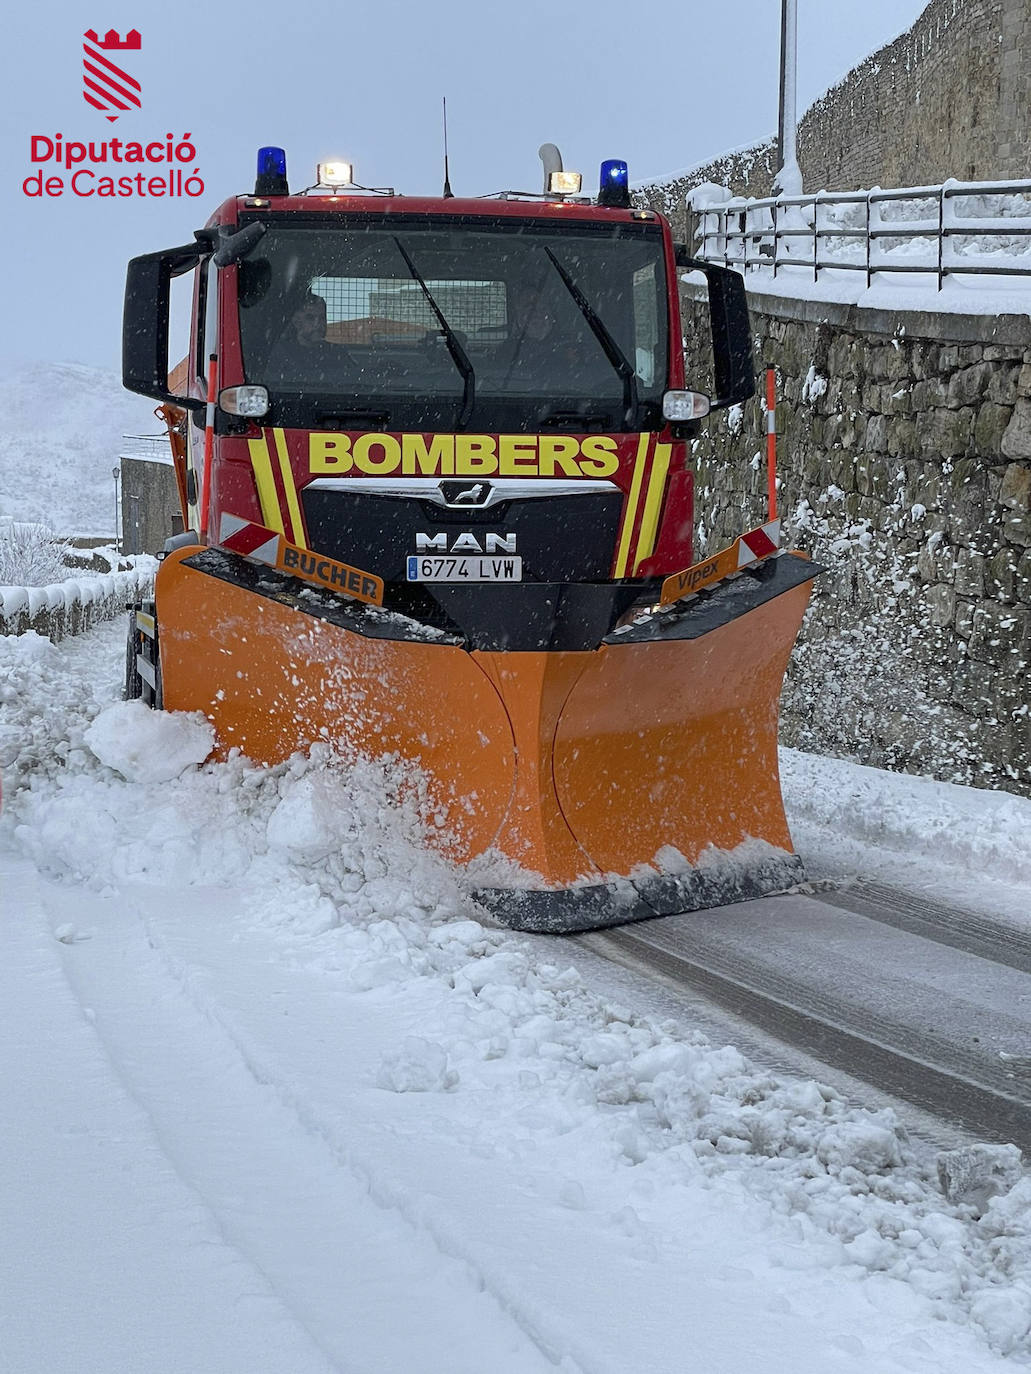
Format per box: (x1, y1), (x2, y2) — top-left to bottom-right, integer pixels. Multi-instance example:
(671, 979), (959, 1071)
(0, 562), (155, 644)
(688, 179), (1031, 295)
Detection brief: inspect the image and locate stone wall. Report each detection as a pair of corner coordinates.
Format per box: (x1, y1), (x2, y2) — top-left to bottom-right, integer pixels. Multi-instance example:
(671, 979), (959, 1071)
(681, 286), (1031, 795)
(0, 565), (154, 643)
(799, 0), (1013, 191)
(637, 0), (1028, 214)
(636, 141), (777, 241)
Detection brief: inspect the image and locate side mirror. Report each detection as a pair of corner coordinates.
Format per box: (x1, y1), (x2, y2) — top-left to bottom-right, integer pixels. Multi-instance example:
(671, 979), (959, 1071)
(122, 238), (207, 408)
(673, 246), (755, 410)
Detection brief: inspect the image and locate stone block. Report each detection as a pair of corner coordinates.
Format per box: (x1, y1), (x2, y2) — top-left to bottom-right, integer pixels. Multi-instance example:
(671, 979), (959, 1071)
(1005, 512), (1031, 547)
(954, 597), (976, 640)
(864, 413), (892, 453)
(968, 603), (1029, 664)
(987, 546), (1018, 602)
(904, 460), (942, 511)
(939, 346), (961, 373)
(1000, 462), (1031, 511)
(1002, 399), (1031, 459)
(887, 419), (920, 459)
(911, 343), (939, 381)
(1016, 548), (1031, 600)
(917, 407), (973, 458)
(984, 347), (1025, 363)
(868, 455), (895, 503)
(917, 530), (952, 583)
(926, 584), (956, 627)
(827, 335), (856, 379)
(974, 402), (1013, 457)
(947, 363), (992, 409)
(948, 655), (991, 710)
(988, 366), (1020, 405)
(885, 383), (913, 415)
(867, 344), (911, 383)
(946, 460), (989, 546)
(913, 378), (949, 411)
(954, 547), (986, 598)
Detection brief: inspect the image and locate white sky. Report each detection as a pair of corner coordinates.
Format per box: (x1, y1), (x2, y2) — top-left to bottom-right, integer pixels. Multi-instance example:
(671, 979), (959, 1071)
(4, 1), (928, 369)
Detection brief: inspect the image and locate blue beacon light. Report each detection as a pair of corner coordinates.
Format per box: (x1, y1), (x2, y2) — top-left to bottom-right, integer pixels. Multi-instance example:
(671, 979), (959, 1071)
(255, 146), (289, 196)
(598, 158), (630, 208)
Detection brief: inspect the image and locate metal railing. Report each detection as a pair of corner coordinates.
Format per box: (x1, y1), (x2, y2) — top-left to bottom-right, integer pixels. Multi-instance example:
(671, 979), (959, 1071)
(689, 180), (1031, 290)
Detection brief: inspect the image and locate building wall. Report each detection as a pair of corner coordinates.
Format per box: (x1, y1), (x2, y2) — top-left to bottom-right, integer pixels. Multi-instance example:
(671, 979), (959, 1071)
(681, 286), (1031, 795)
(120, 456), (181, 555)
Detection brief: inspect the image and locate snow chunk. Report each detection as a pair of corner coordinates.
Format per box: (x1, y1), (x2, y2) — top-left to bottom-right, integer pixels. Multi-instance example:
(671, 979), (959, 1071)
(83, 701), (214, 783)
(376, 1037), (458, 1093)
(816, 1117), (903, 1173)
(267, 774), (345, 860)
(937, 1143), (1024, 1208)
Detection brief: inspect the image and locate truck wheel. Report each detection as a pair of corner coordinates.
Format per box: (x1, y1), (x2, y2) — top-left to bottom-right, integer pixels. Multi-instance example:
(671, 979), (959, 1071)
(124, 613), (144, 700)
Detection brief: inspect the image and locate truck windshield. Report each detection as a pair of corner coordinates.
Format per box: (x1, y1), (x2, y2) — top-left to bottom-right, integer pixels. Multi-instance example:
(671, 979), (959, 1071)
(235, 215), (668, 432)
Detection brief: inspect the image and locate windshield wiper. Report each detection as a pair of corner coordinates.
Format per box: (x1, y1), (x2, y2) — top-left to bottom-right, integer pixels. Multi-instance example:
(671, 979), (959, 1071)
(392, 237), (475, 431)
(543, 247), (640, 430)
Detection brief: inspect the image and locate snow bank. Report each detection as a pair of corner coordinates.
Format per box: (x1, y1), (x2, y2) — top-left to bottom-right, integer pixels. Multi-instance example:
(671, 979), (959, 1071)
(782, 748), (1031, 889)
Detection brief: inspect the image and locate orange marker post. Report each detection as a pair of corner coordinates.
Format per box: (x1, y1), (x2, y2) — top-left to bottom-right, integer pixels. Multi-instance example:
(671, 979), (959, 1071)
(765, 365), (778, 521)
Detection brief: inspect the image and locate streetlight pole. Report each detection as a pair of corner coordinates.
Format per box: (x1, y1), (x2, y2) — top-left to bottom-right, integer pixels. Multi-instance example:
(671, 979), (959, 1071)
(775, 0), (801, 195)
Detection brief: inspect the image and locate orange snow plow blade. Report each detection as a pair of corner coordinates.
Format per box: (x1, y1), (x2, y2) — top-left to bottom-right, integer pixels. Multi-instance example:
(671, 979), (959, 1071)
(153, 544), (816, 931)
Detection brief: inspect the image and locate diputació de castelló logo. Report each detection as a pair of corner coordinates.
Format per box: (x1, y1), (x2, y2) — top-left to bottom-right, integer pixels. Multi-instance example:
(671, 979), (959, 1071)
(82, 28), (142, 122)
(22, 27), (204, 200)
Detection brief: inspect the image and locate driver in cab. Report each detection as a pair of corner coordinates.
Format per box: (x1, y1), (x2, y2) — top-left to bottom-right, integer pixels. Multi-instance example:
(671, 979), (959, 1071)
(265, 290), (358, 385)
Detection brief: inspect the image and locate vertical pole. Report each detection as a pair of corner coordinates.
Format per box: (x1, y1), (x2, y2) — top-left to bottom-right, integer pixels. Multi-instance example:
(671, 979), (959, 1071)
(765, 366), (778, 521)
(777, 0), (788, 171)
(776, 0), (801, 196)
(199, 354), (217, 541)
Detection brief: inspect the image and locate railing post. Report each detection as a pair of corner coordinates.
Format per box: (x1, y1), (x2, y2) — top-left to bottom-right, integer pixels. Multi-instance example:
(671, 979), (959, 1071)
(813, 196), (818, 283)
(938, 187), (945, 291)
(865, 193), (871, 289)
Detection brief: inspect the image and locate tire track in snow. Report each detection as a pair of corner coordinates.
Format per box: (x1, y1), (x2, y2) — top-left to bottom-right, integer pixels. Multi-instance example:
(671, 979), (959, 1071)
(38, 876), (584, 1374)
(1, 856), (338, 1374)
(129, 897), (631, 1374)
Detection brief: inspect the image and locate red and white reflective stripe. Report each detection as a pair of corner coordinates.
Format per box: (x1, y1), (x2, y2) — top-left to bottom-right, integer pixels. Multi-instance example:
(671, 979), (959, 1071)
(765, 366), (778, 521)
(737, 518), (781, 568)
(218, 513), (280, 565)
(199, 354), (217, 541)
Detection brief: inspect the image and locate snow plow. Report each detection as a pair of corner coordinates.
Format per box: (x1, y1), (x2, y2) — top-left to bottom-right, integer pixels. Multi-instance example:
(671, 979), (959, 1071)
(122, 145), (819, 931)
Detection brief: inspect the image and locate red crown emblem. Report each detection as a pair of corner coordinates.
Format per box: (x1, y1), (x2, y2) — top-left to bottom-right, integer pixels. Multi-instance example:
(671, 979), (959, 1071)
(82, 29), (142, 121)
(84, 28), (141, 50)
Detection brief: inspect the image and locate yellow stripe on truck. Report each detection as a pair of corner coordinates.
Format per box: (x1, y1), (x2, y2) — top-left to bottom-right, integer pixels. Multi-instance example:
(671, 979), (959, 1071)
(633, 442), (671, 573)
(272, 427), (307, 549)
(247, 435), (286, 535)
(613, 433), (650, 578)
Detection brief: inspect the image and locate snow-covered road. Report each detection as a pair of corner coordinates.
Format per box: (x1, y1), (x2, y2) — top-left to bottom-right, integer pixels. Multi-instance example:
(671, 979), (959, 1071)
(2, 618), (1031, 1371)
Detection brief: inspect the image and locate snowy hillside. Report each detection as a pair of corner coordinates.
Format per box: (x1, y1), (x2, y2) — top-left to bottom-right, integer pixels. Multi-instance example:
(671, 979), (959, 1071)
(0, 363), (158, 536)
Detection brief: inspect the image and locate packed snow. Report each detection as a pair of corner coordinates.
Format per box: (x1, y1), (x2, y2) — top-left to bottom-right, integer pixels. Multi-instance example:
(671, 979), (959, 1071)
(2, 618), (1030, 1372)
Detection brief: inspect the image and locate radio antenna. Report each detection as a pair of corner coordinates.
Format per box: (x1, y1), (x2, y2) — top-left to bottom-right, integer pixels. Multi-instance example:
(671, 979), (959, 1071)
(442, 97), (454, 198)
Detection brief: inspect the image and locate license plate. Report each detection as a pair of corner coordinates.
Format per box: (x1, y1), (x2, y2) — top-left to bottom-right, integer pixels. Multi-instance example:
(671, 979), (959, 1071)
(406, 555), (523, 582)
